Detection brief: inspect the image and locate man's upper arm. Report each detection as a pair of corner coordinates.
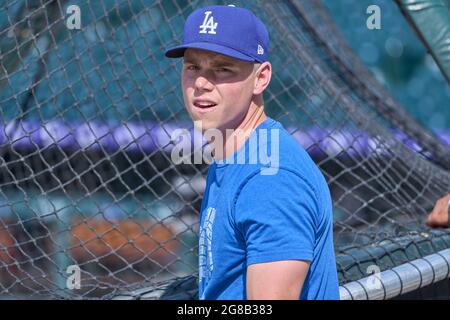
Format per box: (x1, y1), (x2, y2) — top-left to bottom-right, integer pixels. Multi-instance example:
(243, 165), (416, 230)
(246, 260), (310, 300)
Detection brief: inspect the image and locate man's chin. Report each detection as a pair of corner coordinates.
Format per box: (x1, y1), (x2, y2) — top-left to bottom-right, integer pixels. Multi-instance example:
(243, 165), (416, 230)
(192, 119), (218, 132)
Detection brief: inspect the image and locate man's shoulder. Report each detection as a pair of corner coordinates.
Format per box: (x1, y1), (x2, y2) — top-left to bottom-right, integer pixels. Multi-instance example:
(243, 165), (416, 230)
(211, 118), (329, 197)
(276, 129), (324, 183)
(262, 119), (315, 161)
(229, 119), (326, 190)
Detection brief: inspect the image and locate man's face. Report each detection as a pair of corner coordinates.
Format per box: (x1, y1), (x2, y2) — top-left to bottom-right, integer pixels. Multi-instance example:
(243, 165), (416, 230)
(181, 48), (258, 133)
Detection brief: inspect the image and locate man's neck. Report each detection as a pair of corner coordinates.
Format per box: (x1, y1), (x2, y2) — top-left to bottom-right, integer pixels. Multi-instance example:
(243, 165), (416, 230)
(212, 102), (267, 161)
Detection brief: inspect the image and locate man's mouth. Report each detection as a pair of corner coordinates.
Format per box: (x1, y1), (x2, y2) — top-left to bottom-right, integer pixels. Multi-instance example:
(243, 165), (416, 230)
(193, 100), (218, 110)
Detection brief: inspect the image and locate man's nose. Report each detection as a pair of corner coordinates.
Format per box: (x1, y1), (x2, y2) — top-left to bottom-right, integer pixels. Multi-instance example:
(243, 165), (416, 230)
(194, 73), (214, 91)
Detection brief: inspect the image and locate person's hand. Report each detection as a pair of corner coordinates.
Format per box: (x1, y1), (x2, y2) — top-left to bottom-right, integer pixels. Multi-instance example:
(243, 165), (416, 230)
(426, 194), (450, 228)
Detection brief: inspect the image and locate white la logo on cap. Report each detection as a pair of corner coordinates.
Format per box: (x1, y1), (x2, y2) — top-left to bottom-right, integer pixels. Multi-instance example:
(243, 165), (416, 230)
(199, 11), (218, 34)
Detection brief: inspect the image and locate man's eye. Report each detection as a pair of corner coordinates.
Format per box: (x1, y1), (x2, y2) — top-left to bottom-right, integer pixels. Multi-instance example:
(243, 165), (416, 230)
(216, 68), (231, 73)
(186, 65), (199, 71)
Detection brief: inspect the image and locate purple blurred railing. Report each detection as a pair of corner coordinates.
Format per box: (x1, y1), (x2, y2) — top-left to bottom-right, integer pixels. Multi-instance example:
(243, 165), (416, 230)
(1, 121), (449, 158)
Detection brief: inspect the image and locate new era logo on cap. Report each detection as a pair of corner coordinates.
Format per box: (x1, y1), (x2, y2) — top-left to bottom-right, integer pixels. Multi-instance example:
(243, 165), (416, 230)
(165, 5), (269, 63)
(257, 45), (264, 55)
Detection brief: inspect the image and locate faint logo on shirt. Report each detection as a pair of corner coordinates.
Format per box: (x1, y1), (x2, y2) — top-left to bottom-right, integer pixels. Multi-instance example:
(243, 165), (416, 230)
(199, 207), (216, 297)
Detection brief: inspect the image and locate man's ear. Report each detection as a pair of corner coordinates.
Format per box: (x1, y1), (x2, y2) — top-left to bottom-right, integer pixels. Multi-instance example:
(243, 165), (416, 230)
(253, 62), (272, 96)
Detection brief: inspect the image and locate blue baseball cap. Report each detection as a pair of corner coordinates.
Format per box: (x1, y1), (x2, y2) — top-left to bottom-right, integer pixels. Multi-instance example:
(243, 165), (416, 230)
(165, 5), (269, 63)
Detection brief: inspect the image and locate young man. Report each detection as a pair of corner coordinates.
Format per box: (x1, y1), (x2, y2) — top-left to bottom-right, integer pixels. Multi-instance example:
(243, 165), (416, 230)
(165, 5), (339, 300)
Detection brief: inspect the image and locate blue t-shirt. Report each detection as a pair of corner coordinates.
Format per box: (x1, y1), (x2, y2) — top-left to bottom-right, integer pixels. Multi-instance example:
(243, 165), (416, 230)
(198, 117), (339, 300)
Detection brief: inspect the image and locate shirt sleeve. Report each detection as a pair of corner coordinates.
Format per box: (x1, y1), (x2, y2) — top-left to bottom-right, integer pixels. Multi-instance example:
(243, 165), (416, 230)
(234, 168), (320, 266)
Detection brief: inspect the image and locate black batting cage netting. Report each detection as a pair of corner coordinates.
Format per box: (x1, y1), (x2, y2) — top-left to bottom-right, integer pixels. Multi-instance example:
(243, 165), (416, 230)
(0, 0), (449, 299)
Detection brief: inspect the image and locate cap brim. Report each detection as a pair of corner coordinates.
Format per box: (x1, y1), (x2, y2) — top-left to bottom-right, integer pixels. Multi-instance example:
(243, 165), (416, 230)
(165, 42), (256, 62)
